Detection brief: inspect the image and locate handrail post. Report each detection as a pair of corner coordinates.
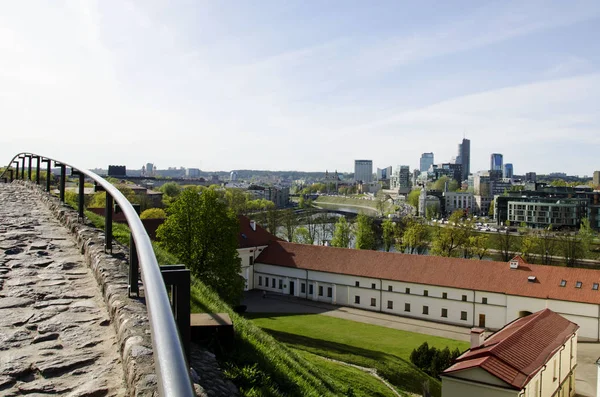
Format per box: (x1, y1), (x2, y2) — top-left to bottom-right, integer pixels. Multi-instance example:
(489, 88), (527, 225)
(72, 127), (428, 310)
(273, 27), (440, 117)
(129, 233), (139, 297)
(72, 169), (85, 220)
(26, 155), (32, 181)
(13, 161), (19, 180)
(34, 156), (40, 185)
(8, 169), (13, 182)
(105, 193), (113, 253)
(20, 156), (25, 179)
(56, 162), (66, 203)
(160, 266), (191, 363)
(41, 158), (51, 192)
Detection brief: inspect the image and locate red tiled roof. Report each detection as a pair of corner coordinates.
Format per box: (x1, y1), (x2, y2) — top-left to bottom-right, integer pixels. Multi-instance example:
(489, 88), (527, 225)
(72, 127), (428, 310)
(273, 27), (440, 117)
(442, 309), (578, 389)
(237, 216), (282, 248)
(256, 241), (600, 305)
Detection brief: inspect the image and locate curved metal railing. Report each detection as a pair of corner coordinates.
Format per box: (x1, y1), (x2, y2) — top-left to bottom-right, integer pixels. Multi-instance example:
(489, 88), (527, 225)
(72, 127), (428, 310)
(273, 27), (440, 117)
(0, 152), (194, 397)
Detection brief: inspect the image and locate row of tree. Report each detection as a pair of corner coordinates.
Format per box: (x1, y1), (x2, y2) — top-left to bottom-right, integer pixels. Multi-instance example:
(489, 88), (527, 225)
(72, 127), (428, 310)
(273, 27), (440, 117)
(410, 342), (462, 379)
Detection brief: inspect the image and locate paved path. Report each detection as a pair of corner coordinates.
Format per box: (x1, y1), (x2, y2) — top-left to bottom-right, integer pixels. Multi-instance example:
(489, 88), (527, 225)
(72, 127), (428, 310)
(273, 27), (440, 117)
(243, 290), (600, 396)
(0, 183), (127, 396)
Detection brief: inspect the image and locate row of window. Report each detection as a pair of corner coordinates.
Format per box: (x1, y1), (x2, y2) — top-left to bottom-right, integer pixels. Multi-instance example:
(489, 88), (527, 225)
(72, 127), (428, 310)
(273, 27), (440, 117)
(354, 281), (489, 303)
(559, 279), (599, 290)
(353, 296), (469, 321)
(258, 276), (283, 289)
(258, 276), (335, 297)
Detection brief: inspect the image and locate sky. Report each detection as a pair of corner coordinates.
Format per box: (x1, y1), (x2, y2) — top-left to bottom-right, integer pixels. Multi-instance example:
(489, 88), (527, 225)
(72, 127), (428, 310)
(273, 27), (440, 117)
(1, 1), (599, 176)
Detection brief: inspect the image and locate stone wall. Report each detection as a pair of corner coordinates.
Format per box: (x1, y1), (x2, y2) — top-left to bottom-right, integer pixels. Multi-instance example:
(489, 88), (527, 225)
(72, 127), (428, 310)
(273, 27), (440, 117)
(26, 182), (161, 396)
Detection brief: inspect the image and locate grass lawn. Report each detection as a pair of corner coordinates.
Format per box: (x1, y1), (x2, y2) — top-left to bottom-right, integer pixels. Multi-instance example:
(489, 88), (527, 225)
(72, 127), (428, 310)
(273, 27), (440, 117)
(248, 313), (469, 397)
(294, 350), (399, 397)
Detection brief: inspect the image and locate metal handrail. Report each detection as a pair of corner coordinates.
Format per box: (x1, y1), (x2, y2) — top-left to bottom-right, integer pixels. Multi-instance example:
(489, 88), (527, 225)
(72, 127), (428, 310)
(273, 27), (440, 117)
(0, 152), (194, 397)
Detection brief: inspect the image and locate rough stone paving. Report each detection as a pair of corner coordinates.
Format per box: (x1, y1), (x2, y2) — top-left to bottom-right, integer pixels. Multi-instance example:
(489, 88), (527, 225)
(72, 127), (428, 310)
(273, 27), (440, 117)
(0, 183), (127, 396)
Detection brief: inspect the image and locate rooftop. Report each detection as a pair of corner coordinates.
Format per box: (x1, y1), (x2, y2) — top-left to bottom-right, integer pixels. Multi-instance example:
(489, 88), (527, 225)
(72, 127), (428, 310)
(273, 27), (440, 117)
(256, 241), (600, 305)
(442, 309), (578, 389)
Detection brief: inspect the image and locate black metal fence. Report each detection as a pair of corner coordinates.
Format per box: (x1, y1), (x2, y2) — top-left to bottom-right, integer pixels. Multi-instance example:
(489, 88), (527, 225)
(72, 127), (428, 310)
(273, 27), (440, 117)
(1, 153), (193, 397)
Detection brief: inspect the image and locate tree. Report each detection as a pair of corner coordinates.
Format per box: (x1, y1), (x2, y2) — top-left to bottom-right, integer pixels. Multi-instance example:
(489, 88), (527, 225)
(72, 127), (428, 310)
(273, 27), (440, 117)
(160, 182), (182, 207)
(425, 205), (439, 220)
(579, 218), (595, 260)
(156, 189), (244, 305)
(140, 208), (166, 219)
(407, 189), (421, 209)
(463, 234), (489, 260)
(534, 226), (556, 265)
(281, 209), (298, 242)
(381, 218), (396, 252)
(293, 227), (314, 245)
(266, 207), (280, 234)
(399, 219), (429, 254)
(519, 231), (538, 263)
(354, 214), (376, 250)
(225, 188), (249, 215)
(488, 199), (495, 217)
(494, 229), (515, 262)
(331, 217), (353, 248)
(430, 211), (468, 257)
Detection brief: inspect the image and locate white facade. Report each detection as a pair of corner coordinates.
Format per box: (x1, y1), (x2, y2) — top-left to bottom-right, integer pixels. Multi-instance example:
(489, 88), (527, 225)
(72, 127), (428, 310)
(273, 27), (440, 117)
(442, 331), (577, 397)
(250, 262), (600, 341)
(444, 191), (475, 215)
(238, 245), (267, 291)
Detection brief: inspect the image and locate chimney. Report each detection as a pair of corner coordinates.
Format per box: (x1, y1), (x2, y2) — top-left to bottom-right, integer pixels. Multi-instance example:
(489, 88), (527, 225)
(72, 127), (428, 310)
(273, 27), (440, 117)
(470, 328), (485, 349)
(250, 220), (256, 231)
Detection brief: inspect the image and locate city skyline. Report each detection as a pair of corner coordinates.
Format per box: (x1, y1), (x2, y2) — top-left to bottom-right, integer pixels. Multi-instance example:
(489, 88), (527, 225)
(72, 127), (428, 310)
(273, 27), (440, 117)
(0, 1), (599, 175)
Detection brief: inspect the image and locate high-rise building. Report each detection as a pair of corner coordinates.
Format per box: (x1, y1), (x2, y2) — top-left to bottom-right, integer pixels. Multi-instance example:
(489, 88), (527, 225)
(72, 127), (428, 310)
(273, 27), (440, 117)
(354, 160), (373, 183)
(504, 163), (514, 179)
(594, 171), (600, 186)
(376, 166), (393, 180)
(490, 153), (503, 172)
(525, 172), (537, 183)
(420, 153), (434, 172)
(390, 165), (411, 193)
(457, 139), (470, 181)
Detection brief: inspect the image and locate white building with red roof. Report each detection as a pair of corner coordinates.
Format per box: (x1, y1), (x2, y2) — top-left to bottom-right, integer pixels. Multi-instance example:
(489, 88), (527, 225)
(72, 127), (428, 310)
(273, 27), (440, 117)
(238, 235), (600, 341)
(441, 309), (578, 397)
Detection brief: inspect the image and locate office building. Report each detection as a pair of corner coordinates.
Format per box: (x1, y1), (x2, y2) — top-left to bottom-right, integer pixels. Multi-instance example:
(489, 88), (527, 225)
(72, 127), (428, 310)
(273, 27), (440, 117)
(419, 153), (434, 172)
(354, 160), (373, 183)
(504, 163), (514, 179)
(456, 139), (470, 181)
(525, 172), (537, 183)
(376, 166), (393, 181)
(390, 165), (411, 194)
(490, 153), (503, 172)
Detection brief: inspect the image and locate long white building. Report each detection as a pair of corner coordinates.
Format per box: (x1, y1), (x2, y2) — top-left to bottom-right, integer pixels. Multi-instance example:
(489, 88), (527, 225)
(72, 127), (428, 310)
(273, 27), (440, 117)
(236, 218), (600, 341)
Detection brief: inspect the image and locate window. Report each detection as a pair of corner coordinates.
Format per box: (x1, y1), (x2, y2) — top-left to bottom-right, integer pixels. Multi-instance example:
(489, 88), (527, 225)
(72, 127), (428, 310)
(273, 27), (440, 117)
(279, 279), (283, 290)
(249, 256), (254, 266)
(576, 281), (582, 288)
(327, 287), (333, 298)
(258, 276), (262, 286)
(301, 283), (306, 293)
(461, 311), (468, 321)
(265, 277), (269, 287)
(271, 279), (276, 288)
(462, 295), (467, 302)
(309, 285), (314, 295)
(318, 286), (323, 296)
(423, 290), (428, 297)
(482, 297), (488, 304)
(405, 288), (410, 294)
(354, 296), (360, 304)
(404, 303), (411, 312)
(371, 298), (376, 307)
(388, 285), (393, 292)
(593, 283), (599, 291)
(553, 359), (557, 381)
(560, 279), (567, 287)
(355, 281), (360, 287)
(387, 301), (393, 309)
(441, 308), (448, 318)
(423, 306), (429, 315)
(442, 292), (447, 299)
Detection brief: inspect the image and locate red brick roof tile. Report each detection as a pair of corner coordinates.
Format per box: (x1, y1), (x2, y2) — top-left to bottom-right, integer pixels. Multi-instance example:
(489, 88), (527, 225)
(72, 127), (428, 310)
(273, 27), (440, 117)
(237, 216), (282, 248)
(256, 241), (600, 305)
(443, 309), (578, 389)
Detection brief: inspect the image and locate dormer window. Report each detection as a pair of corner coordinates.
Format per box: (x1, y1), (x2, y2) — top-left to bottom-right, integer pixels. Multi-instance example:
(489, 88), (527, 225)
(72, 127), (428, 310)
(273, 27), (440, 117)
(528, 276), (536, 283)
(575, 281), (582, 289)
(593, 283), (599, 291)
(560, 280), (567, 287)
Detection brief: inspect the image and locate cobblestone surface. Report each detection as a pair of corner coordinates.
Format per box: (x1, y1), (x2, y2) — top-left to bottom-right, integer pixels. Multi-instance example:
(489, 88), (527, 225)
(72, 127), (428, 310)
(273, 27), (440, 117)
(0, 182), (127, 396)
(190, 345), (239, 397)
